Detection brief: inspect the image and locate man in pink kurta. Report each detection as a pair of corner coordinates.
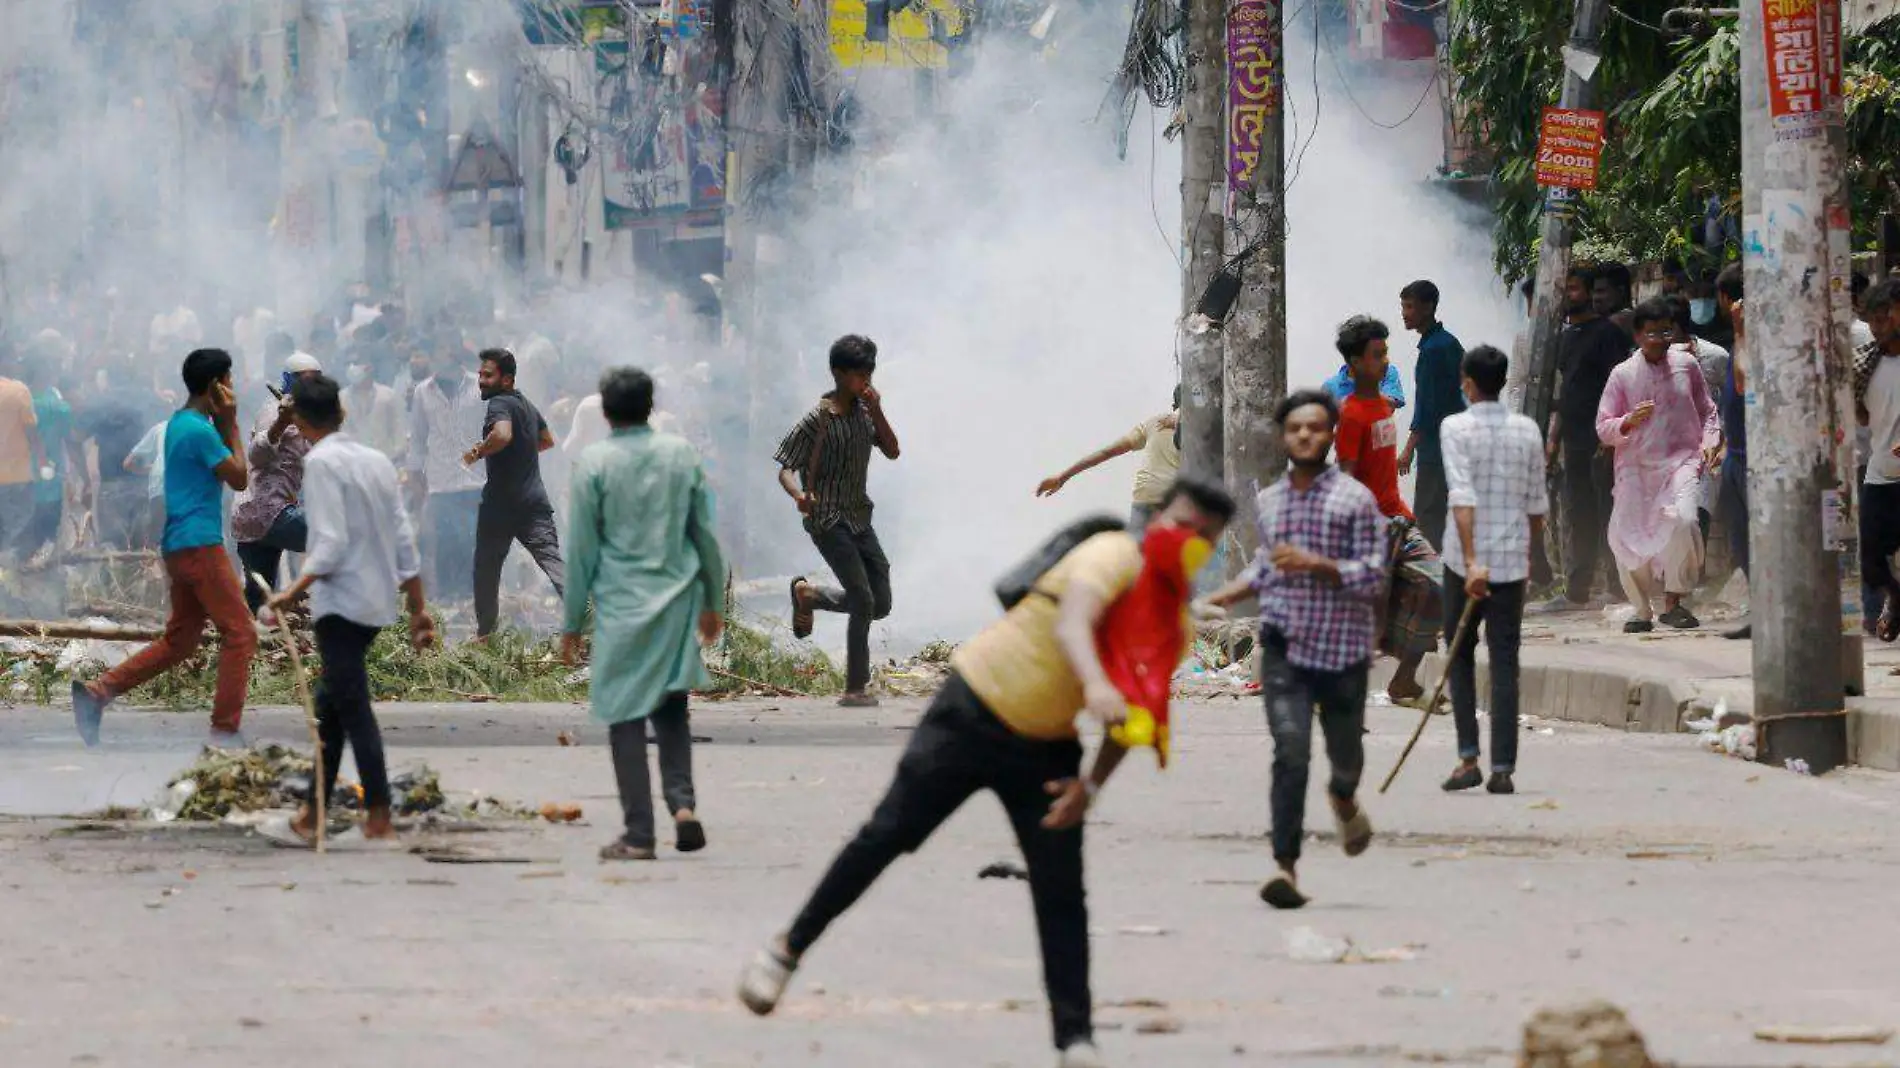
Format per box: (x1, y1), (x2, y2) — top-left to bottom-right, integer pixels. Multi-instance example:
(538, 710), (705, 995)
(1595, 299), (1719, 632)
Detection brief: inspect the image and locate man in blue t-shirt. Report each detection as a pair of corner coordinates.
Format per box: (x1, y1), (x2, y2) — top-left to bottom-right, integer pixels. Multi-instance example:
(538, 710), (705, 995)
(73, 349), (257, 747)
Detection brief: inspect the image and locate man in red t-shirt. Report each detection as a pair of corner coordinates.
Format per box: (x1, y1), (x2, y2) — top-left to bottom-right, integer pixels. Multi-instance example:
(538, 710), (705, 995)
(1333, 315), (1438, 706)
(1335, 316), (1411, 519)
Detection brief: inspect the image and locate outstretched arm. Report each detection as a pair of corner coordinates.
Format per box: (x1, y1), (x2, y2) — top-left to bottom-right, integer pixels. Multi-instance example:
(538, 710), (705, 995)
(1037, 436), (1137, 497)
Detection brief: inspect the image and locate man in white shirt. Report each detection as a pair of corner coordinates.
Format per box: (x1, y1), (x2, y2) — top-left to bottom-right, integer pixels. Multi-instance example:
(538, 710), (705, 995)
(406, 333), (487, 601)
(264, 375), (435, 846)
(1438, 344), (1548, 796)
(1853, 280), (1900, 640)
(343, 348), (406, 462)
(1035, 389), (1181, 534)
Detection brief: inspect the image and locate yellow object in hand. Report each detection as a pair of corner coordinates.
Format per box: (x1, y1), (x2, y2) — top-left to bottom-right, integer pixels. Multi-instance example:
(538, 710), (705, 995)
(1113, 705), (1158, 749)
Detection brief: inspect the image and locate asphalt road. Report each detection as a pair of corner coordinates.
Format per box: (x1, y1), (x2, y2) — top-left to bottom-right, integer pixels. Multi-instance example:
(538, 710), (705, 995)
(1, 694), (1897, 1067)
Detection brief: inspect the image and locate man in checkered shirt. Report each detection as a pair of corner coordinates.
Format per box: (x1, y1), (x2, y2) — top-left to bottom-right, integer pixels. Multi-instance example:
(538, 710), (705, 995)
(1438, 345), (1549, 796)
(1208, 388), (1386, 910)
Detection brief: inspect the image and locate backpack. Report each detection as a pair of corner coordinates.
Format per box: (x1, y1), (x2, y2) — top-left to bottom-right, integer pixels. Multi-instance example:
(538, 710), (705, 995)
(994, 515), (1129, 610)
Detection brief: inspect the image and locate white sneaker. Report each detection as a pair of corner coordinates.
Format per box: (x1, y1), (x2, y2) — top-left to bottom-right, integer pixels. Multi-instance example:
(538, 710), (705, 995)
(738, 946), (796, 1016)
(1059, 1041), (1106, 1068)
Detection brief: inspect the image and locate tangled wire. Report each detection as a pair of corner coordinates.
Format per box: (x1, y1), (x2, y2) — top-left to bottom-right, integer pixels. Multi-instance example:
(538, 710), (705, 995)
(1105, 0), (1187, 157)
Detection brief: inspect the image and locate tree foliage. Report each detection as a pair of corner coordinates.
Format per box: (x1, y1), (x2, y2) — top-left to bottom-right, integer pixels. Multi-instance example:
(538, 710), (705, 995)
(1448, 3), (1900, 282)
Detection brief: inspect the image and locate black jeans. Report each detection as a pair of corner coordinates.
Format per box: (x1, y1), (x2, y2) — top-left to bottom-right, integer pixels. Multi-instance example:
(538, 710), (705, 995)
(237, 505), (309, 613)
(1260, 630), (1368, 866)
(14, 494), (61, 556)
(1414, 460), (1449, 553)
(1560, 443), (1615, 602)
(474, 499), (566, 636)
(784, 673), (1091, 1051)
(313, 616), (390, 811)
(1443, 575), (1526, 774)
(807, 523), (892, 693)
(1720, 454), (1749, 577)
(1861, 481), (1900, 603)
(608, 692), (697, 850)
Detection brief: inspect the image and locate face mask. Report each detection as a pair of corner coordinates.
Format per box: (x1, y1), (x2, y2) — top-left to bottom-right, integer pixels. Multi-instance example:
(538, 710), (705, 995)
(1689, 298), (1717, 325)
(280, 371), (297, 394)
(346, 364), (370, 385)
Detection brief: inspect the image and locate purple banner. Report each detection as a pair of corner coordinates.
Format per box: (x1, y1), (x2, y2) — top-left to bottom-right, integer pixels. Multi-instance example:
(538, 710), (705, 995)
(1227, 0), (1280, 197)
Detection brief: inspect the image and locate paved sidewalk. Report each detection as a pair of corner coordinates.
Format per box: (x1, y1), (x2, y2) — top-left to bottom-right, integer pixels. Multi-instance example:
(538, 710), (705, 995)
(1382, 604), (1900, 769)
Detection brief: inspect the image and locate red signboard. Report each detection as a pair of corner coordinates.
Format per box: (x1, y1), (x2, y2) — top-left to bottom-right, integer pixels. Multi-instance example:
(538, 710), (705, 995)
(1763, 0), (1844, 140)
(1533, 107), (1605, 191)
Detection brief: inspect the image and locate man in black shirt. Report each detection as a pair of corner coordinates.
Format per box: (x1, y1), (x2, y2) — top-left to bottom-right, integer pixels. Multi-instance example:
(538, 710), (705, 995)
(1544, 264), (1632, 610)
(774, 335), (902, 707)
(464, 349), (565, 638)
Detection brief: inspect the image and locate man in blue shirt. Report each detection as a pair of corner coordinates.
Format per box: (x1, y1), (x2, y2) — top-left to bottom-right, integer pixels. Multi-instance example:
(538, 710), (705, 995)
(1395, 279), (1467, 552)
(1323, 361), (1405, 411)
(73, 349), (257, 747)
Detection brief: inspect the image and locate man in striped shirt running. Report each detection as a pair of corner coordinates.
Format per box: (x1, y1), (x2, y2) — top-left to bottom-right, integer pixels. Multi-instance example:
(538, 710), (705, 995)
(774, 335), (903, 707)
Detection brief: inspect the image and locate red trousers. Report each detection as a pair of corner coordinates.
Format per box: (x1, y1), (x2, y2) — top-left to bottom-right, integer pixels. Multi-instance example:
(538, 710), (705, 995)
(97, 545), (258, 732)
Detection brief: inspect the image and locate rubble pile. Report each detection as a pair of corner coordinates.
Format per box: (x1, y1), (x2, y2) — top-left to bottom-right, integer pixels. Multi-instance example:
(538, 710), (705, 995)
(875, 640), (957, 698)
(1520, 1001), (1655, 1068)
(150, 747), (494, 823)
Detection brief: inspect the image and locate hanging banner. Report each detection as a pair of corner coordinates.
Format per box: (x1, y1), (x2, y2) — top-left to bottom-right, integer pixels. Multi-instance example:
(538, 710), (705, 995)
(1532, 107), (1605, 190)
(1226, 0), (1279, 197)
(1763, 0), (1845, 140)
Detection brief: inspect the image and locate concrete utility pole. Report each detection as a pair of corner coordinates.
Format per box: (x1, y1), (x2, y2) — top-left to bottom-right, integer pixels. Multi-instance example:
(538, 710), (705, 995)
(1517, 0), (1609, 432)
(1741, 0), (1852, 771)
(1179, 0), (1226, 479)
(1222, 0), (1287, 565)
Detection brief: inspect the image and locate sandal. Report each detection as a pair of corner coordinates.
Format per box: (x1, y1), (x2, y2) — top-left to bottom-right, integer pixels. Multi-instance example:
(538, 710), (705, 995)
(1259, 872), (1309, 910)
(1880, 603), (1900, 643)
(1335, 803), (1374, 857)
(599, 840), (657, 862)
(790, 577), (814, 640)
(675, 816), (707, 854)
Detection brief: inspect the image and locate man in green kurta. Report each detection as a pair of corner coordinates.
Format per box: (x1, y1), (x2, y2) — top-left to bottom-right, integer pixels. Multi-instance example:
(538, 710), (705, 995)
(561, 367), (728, 861)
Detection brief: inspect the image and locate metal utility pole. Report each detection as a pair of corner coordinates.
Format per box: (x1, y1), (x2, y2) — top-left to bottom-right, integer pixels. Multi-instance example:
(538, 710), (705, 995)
(1742, 0), (1851, 771)
(1518, 0), (1609, 432)
(1178, 0), (1226, 480)
(1222, 0), (1286, 564)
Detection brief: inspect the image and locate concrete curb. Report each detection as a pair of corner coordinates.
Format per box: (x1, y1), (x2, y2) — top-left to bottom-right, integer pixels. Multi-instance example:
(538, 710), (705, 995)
(1402, 650), (1900, 771)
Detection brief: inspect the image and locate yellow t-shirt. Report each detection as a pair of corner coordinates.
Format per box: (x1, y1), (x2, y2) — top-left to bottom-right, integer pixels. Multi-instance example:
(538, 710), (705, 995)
(952, 532), (1144, 740)
(1121, 414), (1181, 507)
(0, 378), (38, 485)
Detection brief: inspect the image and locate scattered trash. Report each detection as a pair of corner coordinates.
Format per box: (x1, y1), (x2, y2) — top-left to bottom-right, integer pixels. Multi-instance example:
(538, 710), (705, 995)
(1116, 926), (1171, 937)
(1753, 1025), (1893, 1046)
(978, 861), (1030, 882)
(538, 802), (584, 823)
(1285, 926), (1419, 964)
(1784, 758), (1812, 776)
(1378, 985), (1450, 999)
(1700, 722), (1757, 762)
(556, 731), (576, 747)
(1528, 799), (1559, 810)
(1134, 1016), (1183, 1035)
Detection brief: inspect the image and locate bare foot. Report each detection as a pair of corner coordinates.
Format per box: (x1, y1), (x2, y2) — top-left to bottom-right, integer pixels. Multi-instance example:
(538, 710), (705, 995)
(365, 804), (396, 840)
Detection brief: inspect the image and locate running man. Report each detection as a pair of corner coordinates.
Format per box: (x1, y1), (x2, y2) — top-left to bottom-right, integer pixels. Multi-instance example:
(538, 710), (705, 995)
(776, 335), (901, 707)
(739, 478), (1236, 1068)
(465, 348), (565, 638)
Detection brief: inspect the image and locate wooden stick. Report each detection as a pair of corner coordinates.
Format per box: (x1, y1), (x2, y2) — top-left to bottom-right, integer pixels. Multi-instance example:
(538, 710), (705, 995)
(1379, 596), (1481, 795)
(250, 573), (324, 855)
(0, 620), (163, 641)
(708, 665), (812, 698)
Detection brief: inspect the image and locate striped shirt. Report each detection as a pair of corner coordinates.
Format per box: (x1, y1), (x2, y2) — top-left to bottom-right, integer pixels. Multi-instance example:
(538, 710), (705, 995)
(773, 396), (878, 532)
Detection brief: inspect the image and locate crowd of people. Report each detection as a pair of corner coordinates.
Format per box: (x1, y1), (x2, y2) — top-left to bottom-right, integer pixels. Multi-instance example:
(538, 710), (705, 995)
(12, 255), (1900, 1068)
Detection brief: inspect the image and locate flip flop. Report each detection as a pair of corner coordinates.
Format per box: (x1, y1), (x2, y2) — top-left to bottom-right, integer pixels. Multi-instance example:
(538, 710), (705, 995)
(256, 815), (317, 850)
(790, 577), (814, 640)
(1337, 806), (1374, 857)
(1880, 605), (1900, 643)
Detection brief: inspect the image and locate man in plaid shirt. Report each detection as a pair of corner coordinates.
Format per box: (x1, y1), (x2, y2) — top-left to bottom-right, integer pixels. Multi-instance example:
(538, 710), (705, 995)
(1209, 388), (1386, 910)
(1438, 345), (1548, 796)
